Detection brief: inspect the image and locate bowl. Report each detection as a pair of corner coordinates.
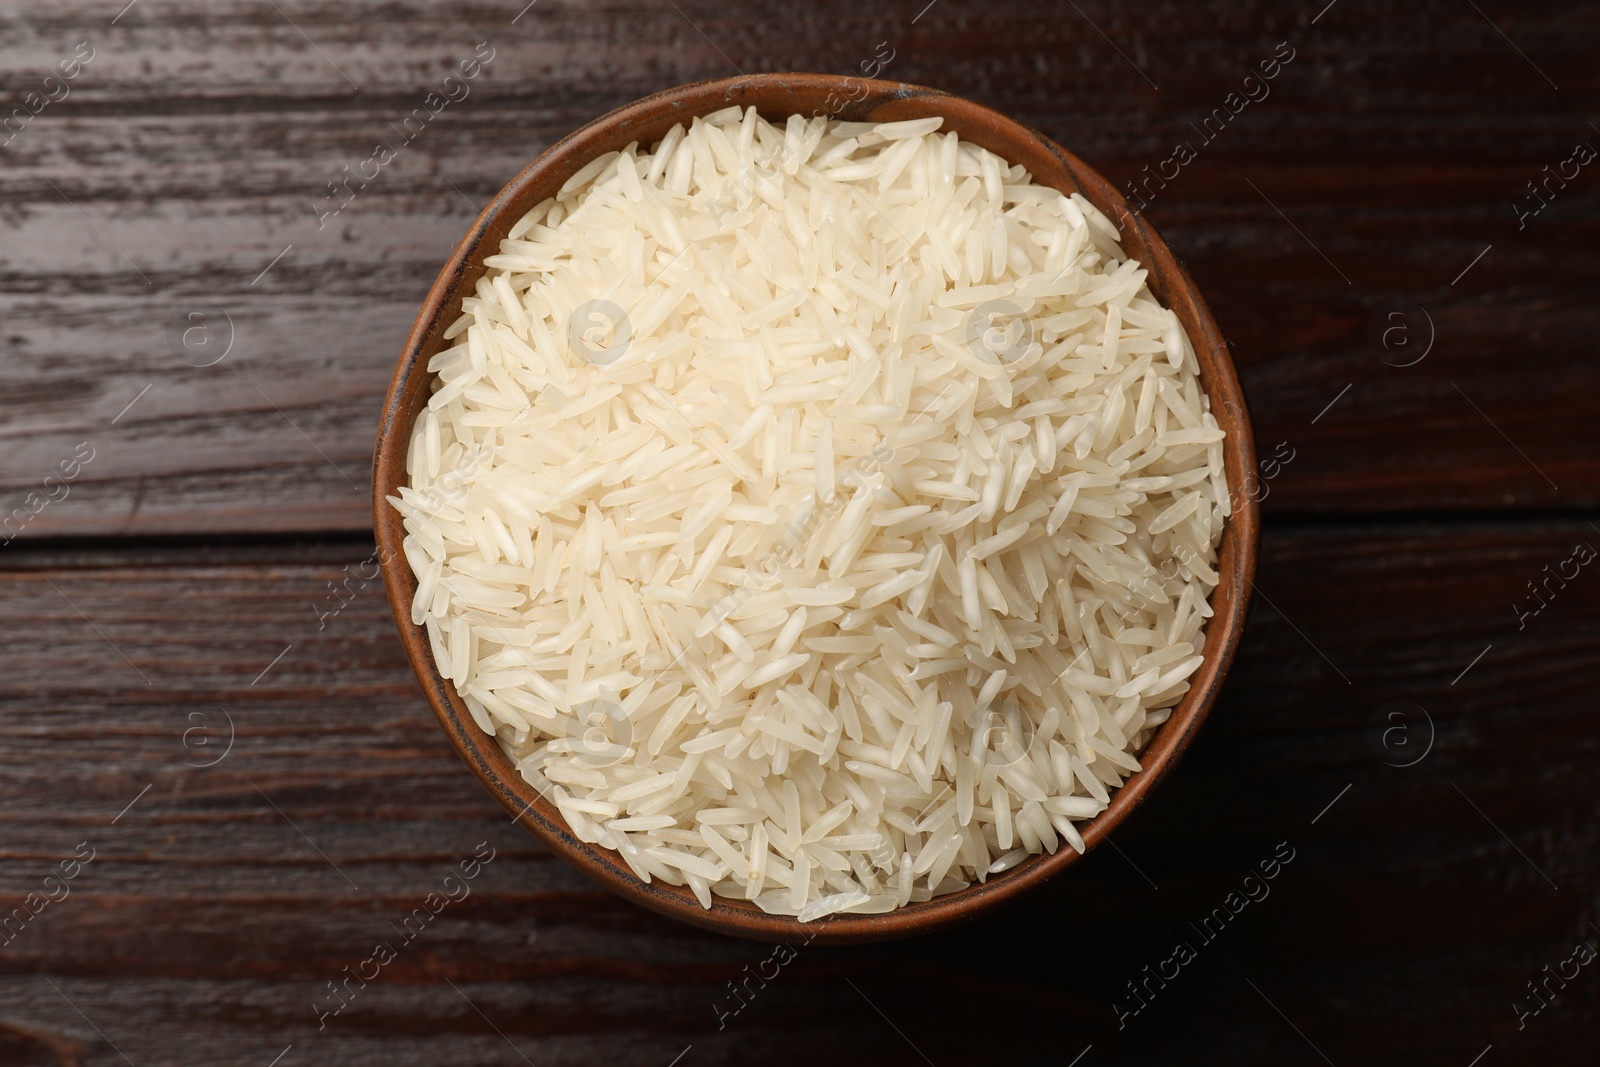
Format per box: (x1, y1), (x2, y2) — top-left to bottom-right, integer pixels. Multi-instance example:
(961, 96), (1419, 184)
(374, 73), (1259, 943)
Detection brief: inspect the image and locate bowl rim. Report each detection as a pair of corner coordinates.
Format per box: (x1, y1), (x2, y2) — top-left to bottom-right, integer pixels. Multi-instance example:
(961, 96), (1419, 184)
(374, 72), (1259, 943)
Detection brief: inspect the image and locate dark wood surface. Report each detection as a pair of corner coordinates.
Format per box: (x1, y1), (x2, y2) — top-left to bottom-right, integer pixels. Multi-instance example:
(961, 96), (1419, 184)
(2, 1), (1597, 1064)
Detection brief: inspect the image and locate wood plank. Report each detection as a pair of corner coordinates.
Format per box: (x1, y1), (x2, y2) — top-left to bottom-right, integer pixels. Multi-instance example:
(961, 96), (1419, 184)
(1, 2), (1598, 536)
(1, 522), (1596, 1064)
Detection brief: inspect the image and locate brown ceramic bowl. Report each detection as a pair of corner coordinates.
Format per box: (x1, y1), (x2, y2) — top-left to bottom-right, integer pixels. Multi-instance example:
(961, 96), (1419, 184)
(374, 73), (1259, 943)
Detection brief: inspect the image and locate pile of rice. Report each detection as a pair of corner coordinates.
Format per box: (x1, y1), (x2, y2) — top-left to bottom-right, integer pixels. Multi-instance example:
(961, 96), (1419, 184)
(391, 106), (1228, 920)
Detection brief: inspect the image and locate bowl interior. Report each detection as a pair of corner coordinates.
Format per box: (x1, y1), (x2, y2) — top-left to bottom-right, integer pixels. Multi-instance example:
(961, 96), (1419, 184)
(375, 73), (1259, 943)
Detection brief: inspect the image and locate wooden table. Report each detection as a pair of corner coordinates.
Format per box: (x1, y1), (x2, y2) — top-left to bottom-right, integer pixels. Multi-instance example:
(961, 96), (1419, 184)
(3, 2), (1596, 1063)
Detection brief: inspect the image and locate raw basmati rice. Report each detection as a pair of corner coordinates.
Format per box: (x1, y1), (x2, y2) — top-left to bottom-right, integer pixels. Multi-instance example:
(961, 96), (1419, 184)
(393, 107), (1229, 918)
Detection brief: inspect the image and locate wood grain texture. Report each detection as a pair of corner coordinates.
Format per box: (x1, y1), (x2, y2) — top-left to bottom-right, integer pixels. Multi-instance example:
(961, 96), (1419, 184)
(2, 0), (1598, 539)
(1, 525), (1596, 1066)
(2, 1), (1597, 1064)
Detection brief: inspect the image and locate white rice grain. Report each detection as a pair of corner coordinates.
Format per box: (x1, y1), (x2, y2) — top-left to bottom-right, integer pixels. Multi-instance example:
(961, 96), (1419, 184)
(396, 108), (1229, 919)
